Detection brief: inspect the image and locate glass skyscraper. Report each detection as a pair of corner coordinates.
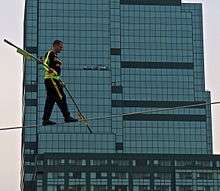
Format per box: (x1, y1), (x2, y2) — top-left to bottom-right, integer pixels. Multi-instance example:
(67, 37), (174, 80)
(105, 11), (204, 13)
(22, 0), (219, 190)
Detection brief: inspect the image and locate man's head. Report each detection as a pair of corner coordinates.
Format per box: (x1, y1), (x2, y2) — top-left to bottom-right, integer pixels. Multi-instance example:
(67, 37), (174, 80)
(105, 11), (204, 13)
(52, 40), (64, 54)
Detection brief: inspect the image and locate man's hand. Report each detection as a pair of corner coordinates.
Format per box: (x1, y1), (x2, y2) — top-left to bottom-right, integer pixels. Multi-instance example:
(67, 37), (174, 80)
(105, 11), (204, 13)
(48, 68), (58, 75)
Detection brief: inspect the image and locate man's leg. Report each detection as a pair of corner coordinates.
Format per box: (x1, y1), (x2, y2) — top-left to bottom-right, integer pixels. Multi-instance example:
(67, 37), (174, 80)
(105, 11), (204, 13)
(56, 91), (70, 119)
(42, 79), (56, 125)
(42, 95), (56, 121)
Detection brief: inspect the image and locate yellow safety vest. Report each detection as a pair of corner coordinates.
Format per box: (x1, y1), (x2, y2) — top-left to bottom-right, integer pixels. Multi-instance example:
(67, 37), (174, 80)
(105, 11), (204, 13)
(44, 50), (60, 80)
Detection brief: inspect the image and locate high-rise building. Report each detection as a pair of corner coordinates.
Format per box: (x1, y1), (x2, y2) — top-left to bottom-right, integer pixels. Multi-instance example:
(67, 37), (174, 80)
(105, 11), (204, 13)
(21, 0), (219, 190)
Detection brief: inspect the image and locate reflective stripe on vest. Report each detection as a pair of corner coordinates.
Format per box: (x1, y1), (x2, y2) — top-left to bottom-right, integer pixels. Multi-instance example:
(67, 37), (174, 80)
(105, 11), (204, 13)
(44, 50), (60, 80)
(51, 78), (63, 100)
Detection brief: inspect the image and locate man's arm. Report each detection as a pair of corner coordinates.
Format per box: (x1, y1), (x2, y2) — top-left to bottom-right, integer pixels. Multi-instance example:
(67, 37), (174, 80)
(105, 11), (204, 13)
(47, 51), (58, 74)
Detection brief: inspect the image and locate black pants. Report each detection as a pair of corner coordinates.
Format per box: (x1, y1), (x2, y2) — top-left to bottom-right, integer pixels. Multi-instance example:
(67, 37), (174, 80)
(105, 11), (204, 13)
(42, 79), (70, 121)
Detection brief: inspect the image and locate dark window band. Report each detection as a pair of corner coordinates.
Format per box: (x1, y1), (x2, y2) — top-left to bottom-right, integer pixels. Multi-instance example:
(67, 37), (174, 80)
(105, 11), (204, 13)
(112, 100), (206, 109)
(25, 47), (37, 54)
(111, 48), (121, 55)
(25, 84), (38, 92)
(123, 114), (206, 122)
(121, 61), (193, 69)
(120, 0), (181, 5)
(112, 86), (123, 94)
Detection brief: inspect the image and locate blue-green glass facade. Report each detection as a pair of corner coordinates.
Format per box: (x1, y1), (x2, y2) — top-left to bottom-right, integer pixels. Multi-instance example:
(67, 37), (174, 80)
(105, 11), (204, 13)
(22, 0), (214, 190)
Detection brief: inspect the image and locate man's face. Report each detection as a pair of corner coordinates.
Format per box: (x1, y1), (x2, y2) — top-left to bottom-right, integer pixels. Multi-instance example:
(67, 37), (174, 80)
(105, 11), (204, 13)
(55, 43), (64, 53)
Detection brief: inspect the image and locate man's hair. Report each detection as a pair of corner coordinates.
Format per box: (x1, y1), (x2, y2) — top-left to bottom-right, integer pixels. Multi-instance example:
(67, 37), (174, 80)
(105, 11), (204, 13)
(53, 40), (63, 46)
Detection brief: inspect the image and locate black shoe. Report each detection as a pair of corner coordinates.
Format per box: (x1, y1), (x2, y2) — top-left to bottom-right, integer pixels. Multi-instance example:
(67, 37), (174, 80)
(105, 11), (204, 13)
(42, 120), (56, 126)
(64, 116), (78, 123)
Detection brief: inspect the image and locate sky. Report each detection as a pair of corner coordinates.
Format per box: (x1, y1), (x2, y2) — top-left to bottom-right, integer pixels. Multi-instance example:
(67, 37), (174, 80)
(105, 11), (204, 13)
(0, 0), (219, 191)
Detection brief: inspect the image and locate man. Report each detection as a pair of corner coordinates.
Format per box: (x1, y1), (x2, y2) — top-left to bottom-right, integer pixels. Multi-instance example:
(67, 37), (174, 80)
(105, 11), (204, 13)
(42, 40), (78, 126)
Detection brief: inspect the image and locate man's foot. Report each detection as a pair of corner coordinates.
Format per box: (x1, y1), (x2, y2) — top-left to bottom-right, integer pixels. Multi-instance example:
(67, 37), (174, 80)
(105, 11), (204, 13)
(64, 116), (78, 123)
(42, 120), (56, 126)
